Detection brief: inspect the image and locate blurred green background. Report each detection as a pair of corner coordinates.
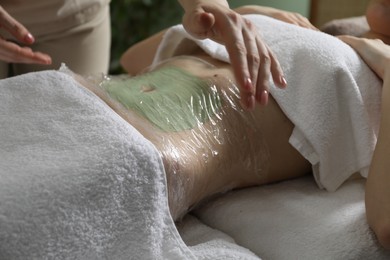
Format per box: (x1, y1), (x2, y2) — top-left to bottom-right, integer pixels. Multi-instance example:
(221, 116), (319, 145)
(109, 0), (311, 74)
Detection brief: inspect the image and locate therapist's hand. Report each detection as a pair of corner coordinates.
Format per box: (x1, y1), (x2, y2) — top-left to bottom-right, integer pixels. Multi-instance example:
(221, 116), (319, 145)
(179, 0), (287, 110)
(0, 6), (51, 65)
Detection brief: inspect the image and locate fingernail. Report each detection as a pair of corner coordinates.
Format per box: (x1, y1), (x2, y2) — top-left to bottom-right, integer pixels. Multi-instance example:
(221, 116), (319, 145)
(260, 90), (268, 106)
(25, 33), (35, 43)
(245, 77), (253, 92)
(280, 76), (287, 87)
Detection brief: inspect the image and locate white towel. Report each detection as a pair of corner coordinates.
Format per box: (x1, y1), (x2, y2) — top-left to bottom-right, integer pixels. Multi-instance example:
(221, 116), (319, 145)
(194, 176), (390, 259)
(0, 70), (194, 259)
(178, 215), (261, 260)
(153, 14), (382, 191)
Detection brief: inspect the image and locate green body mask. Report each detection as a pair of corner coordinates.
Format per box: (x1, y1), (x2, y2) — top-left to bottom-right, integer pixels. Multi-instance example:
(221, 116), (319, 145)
(101, 67), (222, 132)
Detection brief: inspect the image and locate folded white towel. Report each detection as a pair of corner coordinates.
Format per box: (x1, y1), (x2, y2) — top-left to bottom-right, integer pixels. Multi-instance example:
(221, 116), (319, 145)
(0, 70), (193, 259)
(154, 14), (382, 191)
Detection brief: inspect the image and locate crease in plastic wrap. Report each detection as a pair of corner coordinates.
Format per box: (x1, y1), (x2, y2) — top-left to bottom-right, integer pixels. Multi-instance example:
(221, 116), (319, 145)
(63, 58), (270, 219)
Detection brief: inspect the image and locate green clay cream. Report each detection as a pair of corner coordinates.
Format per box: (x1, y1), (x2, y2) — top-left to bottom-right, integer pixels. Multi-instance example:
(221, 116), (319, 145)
(101, 67), (222, 132)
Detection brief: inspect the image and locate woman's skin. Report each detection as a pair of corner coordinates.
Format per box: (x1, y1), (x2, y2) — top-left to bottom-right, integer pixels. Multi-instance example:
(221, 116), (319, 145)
(364, 0), (390, 44)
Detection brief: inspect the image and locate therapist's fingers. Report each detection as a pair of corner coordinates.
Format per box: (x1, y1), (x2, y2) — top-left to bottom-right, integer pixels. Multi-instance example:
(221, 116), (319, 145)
(252, 34), (287, 106)
(241, 20), (259, 106)
(0, 6), (34, 44)
(254, 38), (275, 106)
(213, 12), (287, 109)
(254, 39), (271, 106)
(0, 38), (51, 64)
(220, 16), (256, 110)
(240, 19), (269, 107)
(183, 4), (288, 109)
(182, 4), (254, 101)
(0, 6), (52, 65)
(241, 18), (286, 107)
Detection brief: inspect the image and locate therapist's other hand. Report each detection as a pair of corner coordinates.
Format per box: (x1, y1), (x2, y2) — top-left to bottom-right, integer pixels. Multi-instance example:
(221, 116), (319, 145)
(0, 6), (51, 65)
(180, 0), (287, 110)
(339, 35), (390, 79)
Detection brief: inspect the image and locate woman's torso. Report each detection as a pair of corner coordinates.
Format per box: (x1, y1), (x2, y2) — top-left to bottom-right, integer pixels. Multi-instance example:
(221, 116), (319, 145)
(81, 52), (311, 192)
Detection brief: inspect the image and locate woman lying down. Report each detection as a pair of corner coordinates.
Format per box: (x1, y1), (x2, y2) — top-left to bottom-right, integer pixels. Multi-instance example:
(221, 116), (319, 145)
(71, 4), (390, 248)
(26, 5), (390, 250)
(71, 4), (390, 249)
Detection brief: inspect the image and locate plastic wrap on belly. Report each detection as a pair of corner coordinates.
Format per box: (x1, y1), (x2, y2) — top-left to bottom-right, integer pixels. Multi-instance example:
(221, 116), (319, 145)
(101, 66), (221, 132)
(101, 64), (268, 167)
(72, 61), (271, 217)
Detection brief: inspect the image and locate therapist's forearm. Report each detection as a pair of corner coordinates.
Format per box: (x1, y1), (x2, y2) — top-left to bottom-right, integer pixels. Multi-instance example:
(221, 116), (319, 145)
(365, 65), (390, 249)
